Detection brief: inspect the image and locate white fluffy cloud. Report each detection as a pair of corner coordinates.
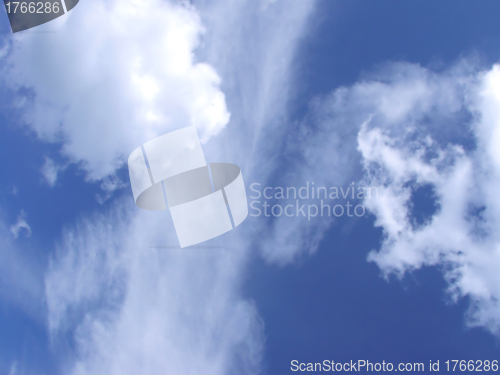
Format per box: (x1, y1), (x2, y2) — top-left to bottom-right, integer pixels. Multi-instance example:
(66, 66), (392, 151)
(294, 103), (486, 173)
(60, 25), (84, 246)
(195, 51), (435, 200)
(1, 0), (230, 181)
(350, 62), (500, 335)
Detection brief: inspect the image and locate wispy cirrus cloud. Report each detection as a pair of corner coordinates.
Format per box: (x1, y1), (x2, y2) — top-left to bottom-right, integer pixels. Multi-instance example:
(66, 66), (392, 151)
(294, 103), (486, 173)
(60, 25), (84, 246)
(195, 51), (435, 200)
(196, 0), (333, 265)
(46, 199), (264, 375)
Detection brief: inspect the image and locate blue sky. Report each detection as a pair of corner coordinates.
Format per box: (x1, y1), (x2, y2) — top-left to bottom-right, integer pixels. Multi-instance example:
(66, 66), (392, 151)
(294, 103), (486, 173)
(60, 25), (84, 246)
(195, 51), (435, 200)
(1, 0), (500, 374)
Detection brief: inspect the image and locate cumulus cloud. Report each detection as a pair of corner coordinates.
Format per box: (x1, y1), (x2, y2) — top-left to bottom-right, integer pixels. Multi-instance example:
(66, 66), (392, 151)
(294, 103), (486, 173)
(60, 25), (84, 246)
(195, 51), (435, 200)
(342, 62), (500, 336)
(1, 0), (230, 181)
